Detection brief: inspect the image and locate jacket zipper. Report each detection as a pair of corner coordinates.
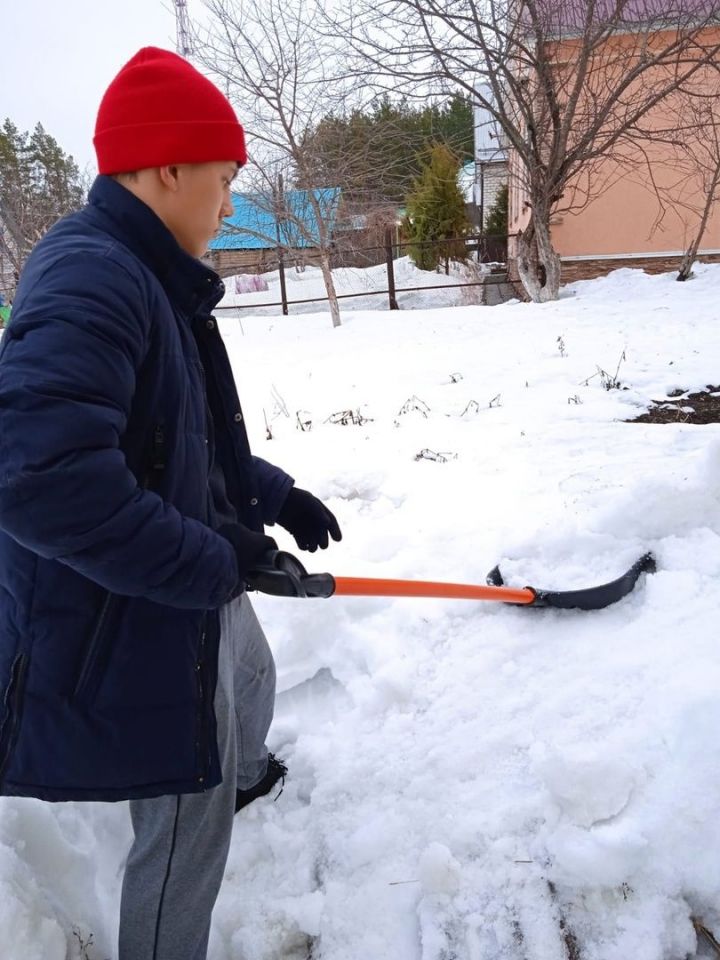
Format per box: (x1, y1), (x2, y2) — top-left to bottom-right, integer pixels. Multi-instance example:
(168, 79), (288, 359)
(0, 653), (28, 783)
(195, 620), (209, 785)
(143, 422), (166, 489)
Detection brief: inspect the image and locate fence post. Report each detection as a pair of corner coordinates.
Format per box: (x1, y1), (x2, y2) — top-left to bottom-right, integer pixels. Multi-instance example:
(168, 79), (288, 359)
(274, 173), (289, 316)
(277, 248), (289, 316)
(385, 227), (399, 310)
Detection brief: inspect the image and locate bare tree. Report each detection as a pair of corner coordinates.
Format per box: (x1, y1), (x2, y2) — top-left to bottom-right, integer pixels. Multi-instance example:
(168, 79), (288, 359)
(193, 0), (367, 327)
(0, 198), (22, 293)
(297, 94), (475, 209)
(671, 81), (720, 281)
(324, 0), (720, 302)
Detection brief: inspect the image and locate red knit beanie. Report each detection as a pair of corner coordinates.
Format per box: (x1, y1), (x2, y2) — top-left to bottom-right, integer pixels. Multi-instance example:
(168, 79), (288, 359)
(93, 47), (247, 174)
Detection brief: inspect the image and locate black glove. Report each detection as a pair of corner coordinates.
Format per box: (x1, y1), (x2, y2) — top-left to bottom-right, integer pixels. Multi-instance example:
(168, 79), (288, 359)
(276, 487), (342, 552)
(218, 523), (278, 595)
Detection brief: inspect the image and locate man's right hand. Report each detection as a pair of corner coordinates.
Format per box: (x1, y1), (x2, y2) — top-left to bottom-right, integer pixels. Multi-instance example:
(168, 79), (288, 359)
(217, 524), (278, 596)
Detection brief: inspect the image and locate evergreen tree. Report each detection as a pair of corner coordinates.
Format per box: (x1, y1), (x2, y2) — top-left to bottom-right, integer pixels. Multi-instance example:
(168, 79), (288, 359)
(405, 143), (470, 271)
(298, 95), (473, 207)
(0, 119), (85, 285)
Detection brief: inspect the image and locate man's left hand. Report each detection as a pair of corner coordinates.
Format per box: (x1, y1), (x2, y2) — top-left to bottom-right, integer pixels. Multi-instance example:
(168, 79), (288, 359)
(276, 487), (342, 552)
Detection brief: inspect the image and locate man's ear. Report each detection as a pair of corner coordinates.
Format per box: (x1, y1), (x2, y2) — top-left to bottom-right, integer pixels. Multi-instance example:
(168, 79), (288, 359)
(158, 165), (181, 192)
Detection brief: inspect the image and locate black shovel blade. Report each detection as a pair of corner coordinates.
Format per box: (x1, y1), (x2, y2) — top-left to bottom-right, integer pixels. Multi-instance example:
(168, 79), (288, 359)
(486, 553), (656, 611)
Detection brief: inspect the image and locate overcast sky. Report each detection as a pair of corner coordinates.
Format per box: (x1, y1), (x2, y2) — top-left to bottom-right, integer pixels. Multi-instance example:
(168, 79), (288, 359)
(1, 0), (181, 173)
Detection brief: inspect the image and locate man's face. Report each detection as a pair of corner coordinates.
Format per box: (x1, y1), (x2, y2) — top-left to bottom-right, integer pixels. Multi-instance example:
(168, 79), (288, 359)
(165, 161), (238, 258)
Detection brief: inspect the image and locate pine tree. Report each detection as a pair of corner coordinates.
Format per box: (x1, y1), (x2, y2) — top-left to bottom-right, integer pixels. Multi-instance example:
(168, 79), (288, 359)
(405, 143), (470, 271)
(0, 119), (85, 288)
(298, 95), (473, 207)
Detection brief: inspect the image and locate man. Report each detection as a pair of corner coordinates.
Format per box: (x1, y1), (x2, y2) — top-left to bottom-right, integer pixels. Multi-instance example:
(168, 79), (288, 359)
(0, 47), (341, 960)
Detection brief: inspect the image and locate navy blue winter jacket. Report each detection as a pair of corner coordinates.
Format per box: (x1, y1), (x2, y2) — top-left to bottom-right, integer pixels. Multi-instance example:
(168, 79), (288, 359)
(0, 176), (293, 801)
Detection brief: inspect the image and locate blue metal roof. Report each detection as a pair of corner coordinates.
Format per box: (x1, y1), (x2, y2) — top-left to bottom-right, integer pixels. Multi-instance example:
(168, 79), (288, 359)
(209, 187), (341, 251)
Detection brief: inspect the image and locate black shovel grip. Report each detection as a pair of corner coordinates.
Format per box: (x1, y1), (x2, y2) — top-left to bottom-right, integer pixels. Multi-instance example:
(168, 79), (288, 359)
(246, 550), (336, 598)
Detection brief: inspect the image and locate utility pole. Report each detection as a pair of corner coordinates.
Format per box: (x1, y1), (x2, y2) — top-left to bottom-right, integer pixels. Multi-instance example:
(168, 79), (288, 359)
(173, 0), (194, 58)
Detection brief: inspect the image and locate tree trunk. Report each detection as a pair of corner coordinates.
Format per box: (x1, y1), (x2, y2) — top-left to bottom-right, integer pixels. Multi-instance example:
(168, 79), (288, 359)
(0, 198), (25, 276)
(319, 249), (341, 328)
(516, 208), (561, 303)
(677, 158), (720, 281)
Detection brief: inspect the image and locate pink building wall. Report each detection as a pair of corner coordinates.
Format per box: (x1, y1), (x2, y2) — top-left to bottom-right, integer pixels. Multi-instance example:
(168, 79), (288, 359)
(552, 140), (720, 262)
(508, 24), (720, 268)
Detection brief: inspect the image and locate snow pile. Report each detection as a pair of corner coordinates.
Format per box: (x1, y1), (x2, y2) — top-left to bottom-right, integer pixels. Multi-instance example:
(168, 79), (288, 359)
(3, 263), (720, 959)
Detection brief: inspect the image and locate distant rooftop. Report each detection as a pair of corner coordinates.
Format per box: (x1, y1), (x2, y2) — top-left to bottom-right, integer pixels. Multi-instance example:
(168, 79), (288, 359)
(529, 0), (720, 33)
(209, 187), (341, 251)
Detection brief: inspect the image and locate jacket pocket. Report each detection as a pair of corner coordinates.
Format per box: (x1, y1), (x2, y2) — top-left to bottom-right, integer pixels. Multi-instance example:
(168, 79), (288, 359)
(72, 424), (161, 704)
(72, 593), (118, 703)
(0, 653), (28, 783)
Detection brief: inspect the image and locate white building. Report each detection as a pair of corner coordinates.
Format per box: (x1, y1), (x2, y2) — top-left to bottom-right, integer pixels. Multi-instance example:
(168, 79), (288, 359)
(473, 86), (508, 229)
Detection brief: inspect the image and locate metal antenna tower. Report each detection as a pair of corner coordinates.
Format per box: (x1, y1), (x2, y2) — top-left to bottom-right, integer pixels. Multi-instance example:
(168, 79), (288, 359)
(174, 0), (194, 58)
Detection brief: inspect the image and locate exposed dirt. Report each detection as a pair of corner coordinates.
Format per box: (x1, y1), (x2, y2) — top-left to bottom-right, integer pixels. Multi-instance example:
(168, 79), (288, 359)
(628, 386), (720, 425)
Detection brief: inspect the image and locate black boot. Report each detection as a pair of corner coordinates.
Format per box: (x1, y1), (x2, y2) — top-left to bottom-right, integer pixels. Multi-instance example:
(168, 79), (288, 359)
(234, 754), (287, 813)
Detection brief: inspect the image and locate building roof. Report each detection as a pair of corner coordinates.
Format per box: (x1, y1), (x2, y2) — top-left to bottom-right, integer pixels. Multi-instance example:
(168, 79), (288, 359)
(531, 0), (719, 34)
(209, 187), (342, 251)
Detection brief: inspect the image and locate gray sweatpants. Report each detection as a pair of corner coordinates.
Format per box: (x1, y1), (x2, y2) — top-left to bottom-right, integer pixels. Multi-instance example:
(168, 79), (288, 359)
(118, 595), (276, 960)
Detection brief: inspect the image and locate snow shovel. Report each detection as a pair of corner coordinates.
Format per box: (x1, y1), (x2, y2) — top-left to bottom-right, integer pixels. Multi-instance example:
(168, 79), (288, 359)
(246, 551), (655, 611)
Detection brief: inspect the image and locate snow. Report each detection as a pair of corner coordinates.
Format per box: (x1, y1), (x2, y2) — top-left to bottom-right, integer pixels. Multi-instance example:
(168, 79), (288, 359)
(216, 255), (487, 315)
(3, 262), (720, 959)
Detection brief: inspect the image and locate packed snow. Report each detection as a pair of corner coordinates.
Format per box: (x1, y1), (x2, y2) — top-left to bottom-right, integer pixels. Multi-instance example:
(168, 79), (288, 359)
(2, 262), (720, 960)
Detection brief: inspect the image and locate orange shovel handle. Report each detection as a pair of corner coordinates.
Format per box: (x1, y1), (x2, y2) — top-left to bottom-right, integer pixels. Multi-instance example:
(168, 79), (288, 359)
(333, 576), (536, 604)
(247, 550), (654, 610)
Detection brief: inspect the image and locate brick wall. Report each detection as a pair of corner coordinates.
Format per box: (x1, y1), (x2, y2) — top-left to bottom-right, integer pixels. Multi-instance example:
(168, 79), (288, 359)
(559, 252), (720, 283)
(481, 165), (508, 226)
(507, 252), (720, 289)
(204, 247), (322, 279)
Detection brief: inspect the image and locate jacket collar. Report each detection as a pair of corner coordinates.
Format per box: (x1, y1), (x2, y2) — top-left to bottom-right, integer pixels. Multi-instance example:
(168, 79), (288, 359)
(87, 175), (225, 317)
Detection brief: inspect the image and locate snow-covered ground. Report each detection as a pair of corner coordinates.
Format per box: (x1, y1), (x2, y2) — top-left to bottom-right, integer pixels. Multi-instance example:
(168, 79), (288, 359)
(4, 264), (720, 960)
(216, 255), (487, 315)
